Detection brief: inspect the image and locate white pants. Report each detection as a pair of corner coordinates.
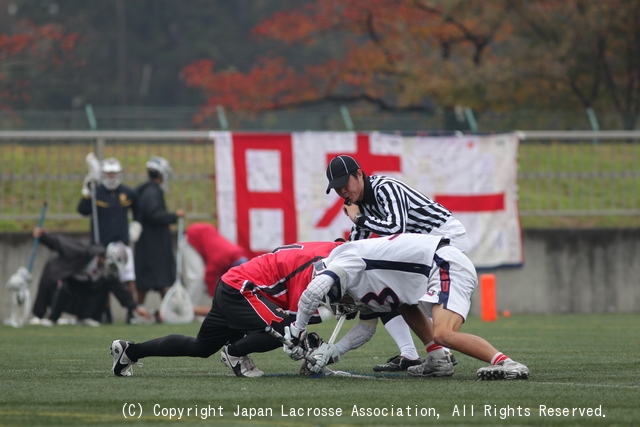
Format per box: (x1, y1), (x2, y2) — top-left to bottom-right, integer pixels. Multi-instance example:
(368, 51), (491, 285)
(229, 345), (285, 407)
(419, 245), (477, 321)
(429, 216), (469, 253)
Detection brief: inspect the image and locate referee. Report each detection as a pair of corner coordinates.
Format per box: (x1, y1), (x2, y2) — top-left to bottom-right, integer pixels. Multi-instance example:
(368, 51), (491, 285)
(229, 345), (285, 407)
(325, 154), (469, 372)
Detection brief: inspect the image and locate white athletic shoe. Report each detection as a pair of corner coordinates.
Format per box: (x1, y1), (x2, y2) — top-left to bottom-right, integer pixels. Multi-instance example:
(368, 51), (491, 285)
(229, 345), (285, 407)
(78, 318), (101, 327)
(57, 316), (77, 326)
(220, 345), (264, 378)
(406, 354), (455, 378)
(476, 360), (530, 380)
(110, 340), (140, 377)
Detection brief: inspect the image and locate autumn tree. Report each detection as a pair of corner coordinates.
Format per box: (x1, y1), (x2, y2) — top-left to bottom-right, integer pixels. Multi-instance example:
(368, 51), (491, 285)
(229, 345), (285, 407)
(181, 0), (515, 117)
(182, 0), (640, 129)
(509, 0), (640, 129)
(0, 19), (80, 110)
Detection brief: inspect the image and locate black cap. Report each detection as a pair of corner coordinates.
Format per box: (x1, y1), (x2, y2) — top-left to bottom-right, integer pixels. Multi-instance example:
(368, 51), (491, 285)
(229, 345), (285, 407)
(326, 155), (360, 194)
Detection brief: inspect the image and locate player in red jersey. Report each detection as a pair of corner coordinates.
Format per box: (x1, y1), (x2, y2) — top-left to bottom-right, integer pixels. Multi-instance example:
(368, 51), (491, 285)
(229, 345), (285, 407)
(110, 241), (342, 378)
(181, 223), (249, 317)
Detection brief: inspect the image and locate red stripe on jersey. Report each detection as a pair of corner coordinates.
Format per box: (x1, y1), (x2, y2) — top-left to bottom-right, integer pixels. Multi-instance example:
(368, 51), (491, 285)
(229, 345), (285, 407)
(240, 290), (284, 326)
(221, 241), (343, 311)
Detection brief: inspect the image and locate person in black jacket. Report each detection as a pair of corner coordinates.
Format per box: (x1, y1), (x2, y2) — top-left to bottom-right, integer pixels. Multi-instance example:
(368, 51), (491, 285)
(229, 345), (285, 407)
(134, 156), (185, 306)
(77, 156), (140, 322)
(28, 228), (148, 326)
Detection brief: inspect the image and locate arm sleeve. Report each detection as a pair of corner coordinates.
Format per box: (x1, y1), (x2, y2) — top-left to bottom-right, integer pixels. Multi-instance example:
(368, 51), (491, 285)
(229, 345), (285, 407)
(139, 187), (178, 225)
(129, 189), (141, 222)
(335, 318), (377, 355)
(77, 196), (92, 216)
(348, 223), (372, 241)
(358, 182), (409, 236)
(39, 232), (101, 260)
(295, 273), (336, 330)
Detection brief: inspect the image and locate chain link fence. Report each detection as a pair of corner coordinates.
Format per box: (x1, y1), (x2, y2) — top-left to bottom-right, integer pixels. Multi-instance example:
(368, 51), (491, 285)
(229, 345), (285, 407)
(0, 132), (215, 231)
(1, 106), (638, 132)
(1, 130), (640, 231)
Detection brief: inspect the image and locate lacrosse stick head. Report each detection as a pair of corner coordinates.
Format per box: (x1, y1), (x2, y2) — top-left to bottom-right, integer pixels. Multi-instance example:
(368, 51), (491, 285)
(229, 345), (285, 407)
(85, 152), (102, 182)
(4, 288), (31, 328)
(160, 284), (194, 324)
(297, 332), (326, 376)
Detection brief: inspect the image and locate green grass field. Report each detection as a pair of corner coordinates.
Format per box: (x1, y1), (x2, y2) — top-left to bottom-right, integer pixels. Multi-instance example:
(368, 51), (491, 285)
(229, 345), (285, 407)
(1, 314), (638, 426)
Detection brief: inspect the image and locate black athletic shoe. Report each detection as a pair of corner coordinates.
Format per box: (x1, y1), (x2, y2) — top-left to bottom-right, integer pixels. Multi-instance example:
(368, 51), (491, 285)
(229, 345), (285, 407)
(373, 355), (421, 372)
(110, 340), (138, 377)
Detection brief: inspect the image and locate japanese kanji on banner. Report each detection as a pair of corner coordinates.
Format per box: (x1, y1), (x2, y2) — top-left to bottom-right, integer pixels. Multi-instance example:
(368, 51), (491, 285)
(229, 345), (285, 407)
(211, 131), (523, 268)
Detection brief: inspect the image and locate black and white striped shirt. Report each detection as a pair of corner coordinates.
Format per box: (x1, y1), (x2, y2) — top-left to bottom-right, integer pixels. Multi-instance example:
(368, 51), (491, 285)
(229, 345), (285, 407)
(349, 175), (452, 241)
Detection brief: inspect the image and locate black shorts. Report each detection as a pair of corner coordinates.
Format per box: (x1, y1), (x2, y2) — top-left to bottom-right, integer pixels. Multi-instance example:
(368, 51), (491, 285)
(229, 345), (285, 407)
(197, 281), (293, 343)
(359, 309), (401, 324)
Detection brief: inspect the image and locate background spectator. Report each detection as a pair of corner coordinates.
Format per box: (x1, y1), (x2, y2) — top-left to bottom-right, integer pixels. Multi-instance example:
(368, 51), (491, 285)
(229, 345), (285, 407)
(134, 156), (185, 307)
(77, 156), (140, 323)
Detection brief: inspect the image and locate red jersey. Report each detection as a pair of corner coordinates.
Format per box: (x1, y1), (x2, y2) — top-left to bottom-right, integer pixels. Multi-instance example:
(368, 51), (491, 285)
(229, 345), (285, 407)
(221, 241), (342, 312)
(185, 223), (249, 296)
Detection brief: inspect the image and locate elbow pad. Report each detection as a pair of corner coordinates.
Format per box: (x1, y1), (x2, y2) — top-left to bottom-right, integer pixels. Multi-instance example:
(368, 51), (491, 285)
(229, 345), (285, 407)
(299, 274), (335, 317)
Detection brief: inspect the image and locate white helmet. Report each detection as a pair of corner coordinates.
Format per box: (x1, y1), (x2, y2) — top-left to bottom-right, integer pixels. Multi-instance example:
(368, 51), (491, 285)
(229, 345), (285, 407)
(101, 157), (122, 190)
(146, 156), (172, 191)
(146, 156), (172, 181)
(105, 241), (128, 277)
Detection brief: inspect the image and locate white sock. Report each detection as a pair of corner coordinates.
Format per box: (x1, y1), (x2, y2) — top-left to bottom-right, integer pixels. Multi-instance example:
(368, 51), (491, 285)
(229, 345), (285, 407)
(384, 316), (420, 360)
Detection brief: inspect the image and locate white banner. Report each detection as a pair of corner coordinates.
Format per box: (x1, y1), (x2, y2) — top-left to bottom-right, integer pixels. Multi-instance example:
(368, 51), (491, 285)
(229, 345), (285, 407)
(213, 132), (522, 268)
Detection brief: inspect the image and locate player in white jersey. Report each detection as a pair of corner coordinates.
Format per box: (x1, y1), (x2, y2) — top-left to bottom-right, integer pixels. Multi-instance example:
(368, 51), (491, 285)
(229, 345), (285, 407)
(325, 154), (467, 372)
(285, 234), (530, 380)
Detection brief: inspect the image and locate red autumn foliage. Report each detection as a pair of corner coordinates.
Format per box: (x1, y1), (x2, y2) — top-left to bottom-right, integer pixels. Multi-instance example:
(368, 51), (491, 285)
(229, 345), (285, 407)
(182, 0), (640, 129)
(0, 20), (81, 110)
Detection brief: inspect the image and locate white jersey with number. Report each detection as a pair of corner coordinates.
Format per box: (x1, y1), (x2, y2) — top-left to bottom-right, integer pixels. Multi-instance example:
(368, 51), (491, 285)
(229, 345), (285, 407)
(324, 234), (478, 319)
(324, 234), (443, 312)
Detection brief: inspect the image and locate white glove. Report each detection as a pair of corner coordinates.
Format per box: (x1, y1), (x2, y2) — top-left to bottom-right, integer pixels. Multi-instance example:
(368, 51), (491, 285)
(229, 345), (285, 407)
(81, 174), (95, 197)
(287, 322), (305, 342)
(308, 342), (340, 373)
(6, 266), (32, 291)
(283, 326), (305, 361)
(128, 221), (142, 243)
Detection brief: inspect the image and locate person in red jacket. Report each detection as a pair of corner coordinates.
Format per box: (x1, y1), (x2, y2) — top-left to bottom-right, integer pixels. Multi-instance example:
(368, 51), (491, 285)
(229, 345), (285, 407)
(182, 223), (249, 317)
(110, 240), (343, 378)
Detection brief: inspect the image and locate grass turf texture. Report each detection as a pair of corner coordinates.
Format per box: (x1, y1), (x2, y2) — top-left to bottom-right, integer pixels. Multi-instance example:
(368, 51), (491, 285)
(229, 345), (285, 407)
(1, 314), (638, 426)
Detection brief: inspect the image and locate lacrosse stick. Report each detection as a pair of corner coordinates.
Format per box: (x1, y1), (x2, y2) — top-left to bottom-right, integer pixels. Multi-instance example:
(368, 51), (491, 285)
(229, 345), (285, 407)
(265, 325), (321, 367)
(86, 153), (101, 243)
(159, 217), (194, 324)
(297, 314), (346, 375)
(266, 321), (363, 377)
(328, 314), (346, 344)
(4, 202), (47, 328)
